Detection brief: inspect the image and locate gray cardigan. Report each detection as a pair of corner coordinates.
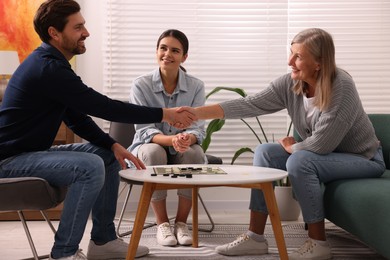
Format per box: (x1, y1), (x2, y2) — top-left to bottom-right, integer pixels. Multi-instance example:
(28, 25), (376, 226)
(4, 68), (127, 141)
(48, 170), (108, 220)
(220, 68), (379, 159)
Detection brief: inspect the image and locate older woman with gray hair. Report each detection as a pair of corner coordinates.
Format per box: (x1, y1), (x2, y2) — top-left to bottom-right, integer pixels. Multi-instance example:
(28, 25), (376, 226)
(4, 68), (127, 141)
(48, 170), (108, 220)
(180, 28), (385, 259)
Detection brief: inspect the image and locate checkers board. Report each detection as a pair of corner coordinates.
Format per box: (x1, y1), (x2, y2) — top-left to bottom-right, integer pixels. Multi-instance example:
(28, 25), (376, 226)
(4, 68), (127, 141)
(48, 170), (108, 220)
(153, 166), (227, 175)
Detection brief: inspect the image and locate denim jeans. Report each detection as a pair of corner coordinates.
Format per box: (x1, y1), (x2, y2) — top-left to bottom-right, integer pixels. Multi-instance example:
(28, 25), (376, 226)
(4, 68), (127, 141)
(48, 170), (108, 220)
(0, 143), (121, 258)
(249, 143), (386, 224)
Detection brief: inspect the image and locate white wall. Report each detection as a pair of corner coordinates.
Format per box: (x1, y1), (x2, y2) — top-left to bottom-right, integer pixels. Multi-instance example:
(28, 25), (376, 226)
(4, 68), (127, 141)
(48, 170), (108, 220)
(76, 0), (251, 214)
(76, 0), (104, 129)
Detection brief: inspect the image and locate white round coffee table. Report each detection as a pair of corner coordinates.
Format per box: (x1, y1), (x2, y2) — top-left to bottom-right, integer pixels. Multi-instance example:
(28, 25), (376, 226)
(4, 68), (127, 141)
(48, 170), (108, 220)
(119, 164), (288, 260)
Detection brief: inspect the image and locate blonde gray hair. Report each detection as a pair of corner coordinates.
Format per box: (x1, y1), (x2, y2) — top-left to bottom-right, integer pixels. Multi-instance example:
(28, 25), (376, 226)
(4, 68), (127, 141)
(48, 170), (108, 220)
(292, 28), (336, 111)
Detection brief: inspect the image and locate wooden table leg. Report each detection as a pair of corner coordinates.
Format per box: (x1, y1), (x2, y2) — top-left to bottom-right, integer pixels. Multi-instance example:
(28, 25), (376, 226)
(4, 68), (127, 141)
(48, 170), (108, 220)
(126, 182), (155, 260)
(262, 182), (288, 260)
(191, 187), (199, 247)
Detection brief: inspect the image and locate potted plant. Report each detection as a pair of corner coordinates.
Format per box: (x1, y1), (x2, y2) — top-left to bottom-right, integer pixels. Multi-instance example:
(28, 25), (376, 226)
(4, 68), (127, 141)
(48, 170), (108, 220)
(202, 86), (293, 164)
(202, 86), (300, 221)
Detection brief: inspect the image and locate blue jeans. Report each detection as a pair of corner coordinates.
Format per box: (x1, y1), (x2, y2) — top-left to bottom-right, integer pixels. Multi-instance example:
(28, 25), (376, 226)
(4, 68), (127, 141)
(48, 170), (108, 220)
(249, 143), (386, 224)
(0, 143), (120, 258)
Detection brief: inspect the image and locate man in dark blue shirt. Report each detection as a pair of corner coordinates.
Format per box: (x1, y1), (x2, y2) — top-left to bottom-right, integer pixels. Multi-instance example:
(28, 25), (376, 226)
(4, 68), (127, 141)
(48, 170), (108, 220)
(0, 0), (195, 259)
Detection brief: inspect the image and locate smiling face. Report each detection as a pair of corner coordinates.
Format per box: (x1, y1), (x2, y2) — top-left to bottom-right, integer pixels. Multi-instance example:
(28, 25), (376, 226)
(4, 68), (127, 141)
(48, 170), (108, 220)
(48, 12), (90, 60)
(156, 36), (187, 73)
(288, 43), (320, 88)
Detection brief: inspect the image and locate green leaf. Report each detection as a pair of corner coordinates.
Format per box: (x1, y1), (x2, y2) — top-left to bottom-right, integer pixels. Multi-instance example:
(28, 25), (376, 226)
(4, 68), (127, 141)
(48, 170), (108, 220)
(202, 86), (247, 152)
(230, 147), (254, 165)
(254, 117), (268, 143)
(206, 86), (247, 99)
(201, 119), (225, 152)
(240, 118), (262, 144)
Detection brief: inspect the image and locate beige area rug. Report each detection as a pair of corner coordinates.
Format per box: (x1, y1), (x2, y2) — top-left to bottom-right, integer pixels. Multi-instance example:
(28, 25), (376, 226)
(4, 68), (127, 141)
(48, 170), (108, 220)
(119, 222), (386, 259)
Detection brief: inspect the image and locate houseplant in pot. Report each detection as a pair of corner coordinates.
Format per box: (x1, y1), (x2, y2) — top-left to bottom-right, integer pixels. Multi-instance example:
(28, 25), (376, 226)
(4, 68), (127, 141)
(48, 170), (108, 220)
(202, 86), (301, 221)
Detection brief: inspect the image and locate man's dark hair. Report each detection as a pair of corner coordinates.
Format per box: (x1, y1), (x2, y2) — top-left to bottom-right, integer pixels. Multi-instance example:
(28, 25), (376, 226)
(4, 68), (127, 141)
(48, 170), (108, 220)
(33, 0), (81, 43)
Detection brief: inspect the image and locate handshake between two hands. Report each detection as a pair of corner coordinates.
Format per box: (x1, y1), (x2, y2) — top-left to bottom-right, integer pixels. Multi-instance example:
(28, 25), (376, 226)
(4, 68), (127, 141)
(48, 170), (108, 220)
(164, 106), (197, 129)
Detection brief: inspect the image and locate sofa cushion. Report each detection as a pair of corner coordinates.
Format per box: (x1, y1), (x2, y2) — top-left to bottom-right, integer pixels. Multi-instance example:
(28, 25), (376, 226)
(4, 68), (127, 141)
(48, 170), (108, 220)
(324, 169), (390, 258)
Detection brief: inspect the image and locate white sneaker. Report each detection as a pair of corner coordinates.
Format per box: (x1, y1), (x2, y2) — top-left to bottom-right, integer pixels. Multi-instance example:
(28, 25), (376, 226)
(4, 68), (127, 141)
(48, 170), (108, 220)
(87, 238), (149, 259)
(49, 250), (87, 260)
(215, 234), (268, 256)
(174, 222), (193, 245)
(289, 238), (332, 260)
(156, 222), (177, 246)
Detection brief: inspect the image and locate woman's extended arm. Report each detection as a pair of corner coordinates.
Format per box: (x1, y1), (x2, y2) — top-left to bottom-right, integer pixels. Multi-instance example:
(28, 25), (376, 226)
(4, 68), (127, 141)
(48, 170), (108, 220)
(178, 104), (224, 120)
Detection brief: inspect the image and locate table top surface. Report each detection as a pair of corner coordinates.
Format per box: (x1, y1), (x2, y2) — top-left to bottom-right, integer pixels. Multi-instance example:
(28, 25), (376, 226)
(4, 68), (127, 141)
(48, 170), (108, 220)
(119, 164), (287, 185)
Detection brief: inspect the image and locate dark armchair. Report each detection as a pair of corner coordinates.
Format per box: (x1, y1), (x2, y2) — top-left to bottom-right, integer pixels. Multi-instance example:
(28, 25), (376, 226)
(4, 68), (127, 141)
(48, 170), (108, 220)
(0, 177), (67, 259)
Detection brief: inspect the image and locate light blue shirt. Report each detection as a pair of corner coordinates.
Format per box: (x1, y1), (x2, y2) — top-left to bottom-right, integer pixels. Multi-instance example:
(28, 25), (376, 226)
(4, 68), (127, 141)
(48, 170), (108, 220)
(128, 68), (206, 155)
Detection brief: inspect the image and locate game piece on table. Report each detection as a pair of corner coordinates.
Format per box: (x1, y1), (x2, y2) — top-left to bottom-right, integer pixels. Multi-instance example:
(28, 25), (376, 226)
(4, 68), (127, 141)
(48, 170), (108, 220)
(153, 166), (227, 175)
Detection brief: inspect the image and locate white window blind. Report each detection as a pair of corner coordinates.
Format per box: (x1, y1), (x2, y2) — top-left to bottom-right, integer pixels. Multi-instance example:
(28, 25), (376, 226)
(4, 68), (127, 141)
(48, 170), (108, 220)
(288, 0), (390, 112)
(102, 0), (390, 165)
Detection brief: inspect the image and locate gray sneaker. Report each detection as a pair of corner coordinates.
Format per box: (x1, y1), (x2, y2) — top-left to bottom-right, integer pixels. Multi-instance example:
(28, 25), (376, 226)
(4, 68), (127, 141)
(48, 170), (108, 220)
(215, 234), (268, 256)
(87, 238), (149, 259)
(49, 250), (87, 260)
(289, 239), (332, 260)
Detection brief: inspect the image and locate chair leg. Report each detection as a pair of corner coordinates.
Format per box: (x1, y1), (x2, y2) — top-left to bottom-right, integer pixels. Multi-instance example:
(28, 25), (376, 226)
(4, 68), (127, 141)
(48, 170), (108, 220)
(197, 193), (215, 232)
(40, 210), (57, 234)
(18, 211), (40, 260)
(116, 183), (156, 237)
(18, 211), (52, 260)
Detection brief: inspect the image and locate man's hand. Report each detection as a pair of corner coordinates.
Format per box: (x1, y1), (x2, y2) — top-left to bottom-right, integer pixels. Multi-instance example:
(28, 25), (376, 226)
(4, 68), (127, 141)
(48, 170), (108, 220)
(278, 136), (296, 154)
(162, 107), (197, 129)
(172, 133), (191, 153)
(111, 143), (146, 170)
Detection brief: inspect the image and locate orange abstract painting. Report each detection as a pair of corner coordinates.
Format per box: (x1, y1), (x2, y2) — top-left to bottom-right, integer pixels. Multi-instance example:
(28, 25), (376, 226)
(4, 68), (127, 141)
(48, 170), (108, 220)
(0, 0), (43, 62)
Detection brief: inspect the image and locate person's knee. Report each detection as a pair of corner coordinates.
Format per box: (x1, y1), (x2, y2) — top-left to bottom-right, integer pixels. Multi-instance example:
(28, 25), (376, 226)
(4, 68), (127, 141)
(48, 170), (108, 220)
(177, 189), (192, 200)
(253, 143), (282, 167)
(77, 154), (105, 188)
(139, 144), (167, 165)
(254, 143), (275, 155)
(286, 151), (312, 180)
(181, 145), (205, 163)
(151, 190), (168, 201)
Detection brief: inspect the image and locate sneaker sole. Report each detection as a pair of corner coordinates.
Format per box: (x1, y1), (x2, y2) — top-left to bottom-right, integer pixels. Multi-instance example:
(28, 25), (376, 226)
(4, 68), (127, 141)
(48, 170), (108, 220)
(157, 240), (178, 246)
(217, 249), (268, 256)
(289, 253), (332, 260)
(88, 249), (150, 260)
